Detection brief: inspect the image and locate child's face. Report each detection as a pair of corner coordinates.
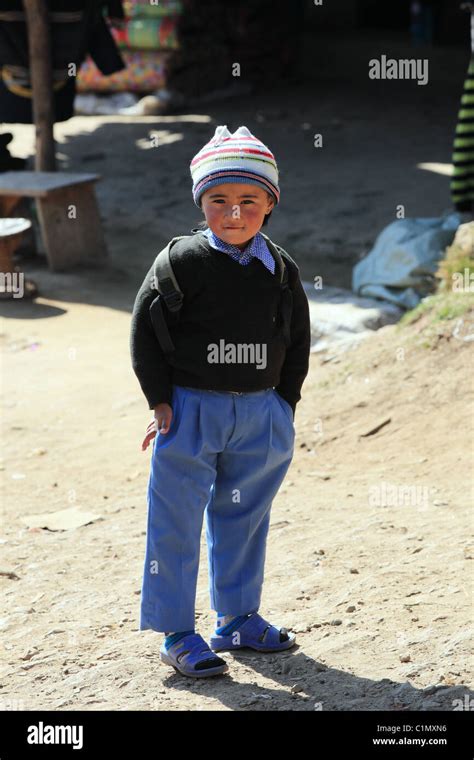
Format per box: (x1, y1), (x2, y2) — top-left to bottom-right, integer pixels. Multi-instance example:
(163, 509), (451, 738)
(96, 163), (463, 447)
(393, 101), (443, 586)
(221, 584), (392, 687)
(200, 183), (275, 249)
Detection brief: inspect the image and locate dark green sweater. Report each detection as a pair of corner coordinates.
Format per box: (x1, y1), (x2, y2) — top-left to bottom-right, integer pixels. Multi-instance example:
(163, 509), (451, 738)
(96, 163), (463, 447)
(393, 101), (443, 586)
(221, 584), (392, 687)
(129, 231), (311, 417)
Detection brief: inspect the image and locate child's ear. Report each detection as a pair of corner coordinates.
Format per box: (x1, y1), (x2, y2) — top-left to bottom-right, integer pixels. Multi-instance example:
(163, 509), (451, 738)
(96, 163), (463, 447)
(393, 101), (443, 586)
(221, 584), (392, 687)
(267, 192), (275, 212)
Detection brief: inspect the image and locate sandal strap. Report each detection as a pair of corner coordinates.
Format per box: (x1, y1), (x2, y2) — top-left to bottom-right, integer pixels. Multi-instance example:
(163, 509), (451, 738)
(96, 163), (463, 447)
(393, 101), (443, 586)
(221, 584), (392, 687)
(170, 633), (220, 667)
(235, 612), (289, 646)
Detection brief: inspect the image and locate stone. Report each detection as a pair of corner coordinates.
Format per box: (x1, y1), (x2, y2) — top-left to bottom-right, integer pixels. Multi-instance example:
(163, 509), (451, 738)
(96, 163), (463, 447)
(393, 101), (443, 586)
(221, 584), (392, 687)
(302, 282), (403, 355)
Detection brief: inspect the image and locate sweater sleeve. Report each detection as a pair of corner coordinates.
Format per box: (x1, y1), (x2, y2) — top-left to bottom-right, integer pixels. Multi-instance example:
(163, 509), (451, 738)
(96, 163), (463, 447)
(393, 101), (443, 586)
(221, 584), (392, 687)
(129, 261), (173, 410)
(274, 264), (311, 419)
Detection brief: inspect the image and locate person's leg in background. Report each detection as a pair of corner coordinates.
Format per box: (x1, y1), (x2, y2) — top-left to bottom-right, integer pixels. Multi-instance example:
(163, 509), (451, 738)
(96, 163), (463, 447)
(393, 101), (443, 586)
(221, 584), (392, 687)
(451, 55), (474, 216)
(0, 127), (26, 172)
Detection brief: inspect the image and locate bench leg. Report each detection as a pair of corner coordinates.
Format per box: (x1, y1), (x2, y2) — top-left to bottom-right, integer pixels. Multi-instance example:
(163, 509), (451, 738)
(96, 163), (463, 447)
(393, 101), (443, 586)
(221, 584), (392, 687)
(36, 182), (108, 271)
(0, 195), (23, 217)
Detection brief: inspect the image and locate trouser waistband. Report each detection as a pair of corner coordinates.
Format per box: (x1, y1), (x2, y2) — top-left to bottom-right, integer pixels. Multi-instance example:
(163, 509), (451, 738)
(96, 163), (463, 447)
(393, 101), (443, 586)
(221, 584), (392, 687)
(179, 386), (275, 396)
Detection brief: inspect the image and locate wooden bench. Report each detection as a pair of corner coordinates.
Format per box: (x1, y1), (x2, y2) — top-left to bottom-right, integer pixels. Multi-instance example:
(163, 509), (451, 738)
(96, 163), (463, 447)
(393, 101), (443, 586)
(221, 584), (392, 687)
(0, 171), (108, 272)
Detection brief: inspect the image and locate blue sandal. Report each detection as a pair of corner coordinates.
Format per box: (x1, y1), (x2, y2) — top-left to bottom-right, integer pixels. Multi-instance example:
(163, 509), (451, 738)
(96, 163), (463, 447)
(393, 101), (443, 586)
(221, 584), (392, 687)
(209, 612), (296, 653)
(160, 632), (229, 678)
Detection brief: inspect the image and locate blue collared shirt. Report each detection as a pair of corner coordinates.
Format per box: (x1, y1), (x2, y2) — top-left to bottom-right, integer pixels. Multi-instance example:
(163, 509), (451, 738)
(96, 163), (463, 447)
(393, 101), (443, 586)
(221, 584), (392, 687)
(201, 227), (275, 275)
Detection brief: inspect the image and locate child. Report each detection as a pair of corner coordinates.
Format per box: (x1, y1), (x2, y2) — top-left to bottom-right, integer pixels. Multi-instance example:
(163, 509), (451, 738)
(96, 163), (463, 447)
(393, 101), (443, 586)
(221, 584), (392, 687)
(130, 125), (311, 678)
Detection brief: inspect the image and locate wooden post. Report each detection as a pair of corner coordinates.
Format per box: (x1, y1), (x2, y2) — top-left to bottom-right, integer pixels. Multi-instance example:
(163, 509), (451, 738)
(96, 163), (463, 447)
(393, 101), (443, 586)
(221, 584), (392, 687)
(22, 0), (56, 172)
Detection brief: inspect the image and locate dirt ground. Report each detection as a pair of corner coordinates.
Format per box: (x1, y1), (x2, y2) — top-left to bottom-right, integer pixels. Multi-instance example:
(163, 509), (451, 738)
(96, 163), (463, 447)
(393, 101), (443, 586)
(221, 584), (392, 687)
(1, 81), (473, 711)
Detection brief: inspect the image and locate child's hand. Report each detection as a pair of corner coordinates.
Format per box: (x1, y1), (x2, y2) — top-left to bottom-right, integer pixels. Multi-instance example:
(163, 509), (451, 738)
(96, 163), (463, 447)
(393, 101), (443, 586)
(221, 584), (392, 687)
(141, 403), (173, 451)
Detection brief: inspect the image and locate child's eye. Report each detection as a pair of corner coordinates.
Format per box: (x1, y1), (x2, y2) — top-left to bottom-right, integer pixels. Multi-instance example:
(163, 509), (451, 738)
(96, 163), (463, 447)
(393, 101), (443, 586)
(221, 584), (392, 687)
(212, 199), (254, 204)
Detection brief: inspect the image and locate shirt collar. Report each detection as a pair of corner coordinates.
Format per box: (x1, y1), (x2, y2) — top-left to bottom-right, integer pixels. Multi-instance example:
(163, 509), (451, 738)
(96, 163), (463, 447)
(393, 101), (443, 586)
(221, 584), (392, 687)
(201, 227), (275, 274)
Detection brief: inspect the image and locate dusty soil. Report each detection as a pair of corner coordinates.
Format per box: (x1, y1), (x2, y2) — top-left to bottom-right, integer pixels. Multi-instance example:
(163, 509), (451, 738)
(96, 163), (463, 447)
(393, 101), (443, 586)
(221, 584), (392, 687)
(1, 285), (473, 712)
(1, 84), (473, 711)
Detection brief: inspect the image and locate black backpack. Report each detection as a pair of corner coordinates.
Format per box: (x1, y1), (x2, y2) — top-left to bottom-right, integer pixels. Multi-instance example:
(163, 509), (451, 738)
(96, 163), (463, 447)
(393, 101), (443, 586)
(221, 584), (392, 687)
(149, 230), (295, 355)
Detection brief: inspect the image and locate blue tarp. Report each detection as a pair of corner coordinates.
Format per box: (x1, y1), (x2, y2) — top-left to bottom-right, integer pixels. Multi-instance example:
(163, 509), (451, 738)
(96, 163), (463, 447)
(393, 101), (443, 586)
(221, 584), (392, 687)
(352, 212), (462, 310)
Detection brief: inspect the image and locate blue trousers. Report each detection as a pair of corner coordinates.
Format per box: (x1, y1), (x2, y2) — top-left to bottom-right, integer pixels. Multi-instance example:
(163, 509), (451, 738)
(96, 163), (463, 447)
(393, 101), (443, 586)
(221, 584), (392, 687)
(139, 384), (295, 632)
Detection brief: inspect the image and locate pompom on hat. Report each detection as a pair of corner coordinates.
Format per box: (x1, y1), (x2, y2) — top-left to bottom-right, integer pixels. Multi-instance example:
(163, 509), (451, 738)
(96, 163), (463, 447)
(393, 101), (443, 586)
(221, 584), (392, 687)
(190, 125), (280, 209)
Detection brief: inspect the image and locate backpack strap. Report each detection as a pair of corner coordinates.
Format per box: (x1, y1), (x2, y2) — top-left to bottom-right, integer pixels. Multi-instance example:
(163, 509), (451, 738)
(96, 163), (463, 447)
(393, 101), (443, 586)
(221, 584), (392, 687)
(152, 236), (187, 311)
(260, 232), (294, 347)
(259, 231), (286, 286)
(149, 236), (189, 355)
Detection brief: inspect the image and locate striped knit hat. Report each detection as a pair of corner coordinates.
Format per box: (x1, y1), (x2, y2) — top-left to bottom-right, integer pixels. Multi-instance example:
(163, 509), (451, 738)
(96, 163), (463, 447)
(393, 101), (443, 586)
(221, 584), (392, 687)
(190, 125), (280, 209)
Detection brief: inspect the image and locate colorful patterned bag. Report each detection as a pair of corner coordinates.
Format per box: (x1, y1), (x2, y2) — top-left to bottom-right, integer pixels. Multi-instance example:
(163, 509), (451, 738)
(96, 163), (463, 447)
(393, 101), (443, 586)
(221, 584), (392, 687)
(76, 49), (170, 93)
(113, 17), (179, 50)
